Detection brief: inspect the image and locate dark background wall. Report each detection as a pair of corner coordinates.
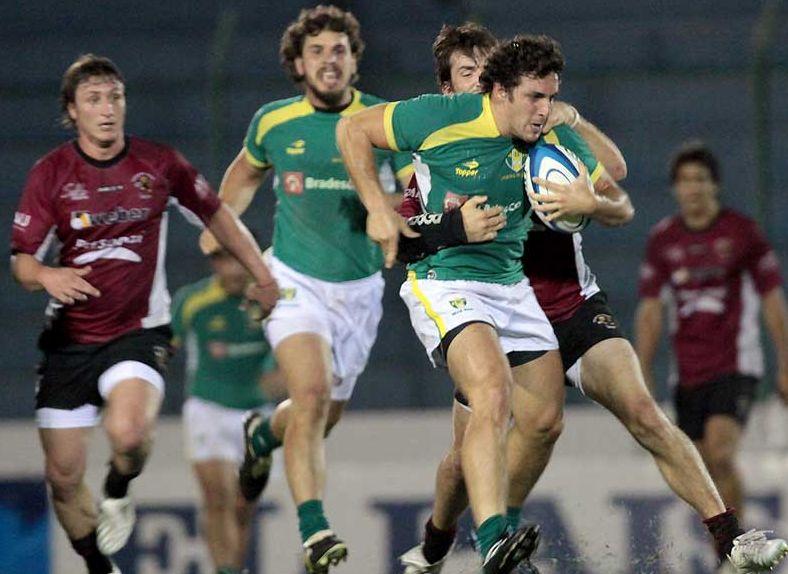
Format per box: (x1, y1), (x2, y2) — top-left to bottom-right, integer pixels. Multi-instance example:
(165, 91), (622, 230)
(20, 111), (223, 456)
(2, 0), (786, 417)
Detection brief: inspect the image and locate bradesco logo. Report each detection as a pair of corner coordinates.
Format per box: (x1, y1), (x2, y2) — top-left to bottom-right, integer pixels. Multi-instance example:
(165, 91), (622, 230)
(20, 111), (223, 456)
(282, 172), (354, 195)
(70, 207), (151, 230)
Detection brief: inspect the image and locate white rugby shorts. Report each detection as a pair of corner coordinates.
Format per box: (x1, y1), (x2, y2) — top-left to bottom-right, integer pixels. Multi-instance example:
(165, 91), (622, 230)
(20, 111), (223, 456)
(264, 255), (384, 401)
(400, 272), (558, 367)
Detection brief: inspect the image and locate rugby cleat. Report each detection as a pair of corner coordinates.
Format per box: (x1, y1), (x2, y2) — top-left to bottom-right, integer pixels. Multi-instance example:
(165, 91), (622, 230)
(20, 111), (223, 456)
(97, 496), (136, 555)
(238, 411), (272, 502)
(727, 529), (788, 572)
(482, 523), (541, 574)
(399, 542), (450, 573)
(303, 530), (348, 573)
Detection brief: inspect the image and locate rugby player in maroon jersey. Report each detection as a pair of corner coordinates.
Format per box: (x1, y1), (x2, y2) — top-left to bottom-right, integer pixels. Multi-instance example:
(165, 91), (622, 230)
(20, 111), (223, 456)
(396, 25), (787, 574)
(637, 141), (788, 570)
(11, 54), (277, 574)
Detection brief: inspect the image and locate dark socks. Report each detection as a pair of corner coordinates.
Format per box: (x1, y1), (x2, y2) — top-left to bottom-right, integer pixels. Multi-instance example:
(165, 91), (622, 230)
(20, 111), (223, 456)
(506, 505), (522, 532)
(704, 508), (744, 562)
(104, 461), (140, 499)
(251, 417), (282, 457)
(71, 531), (113, 574)
(477, 514), (508, 559)
(422, 516), (457, 564)
(297, 499), (330, 543)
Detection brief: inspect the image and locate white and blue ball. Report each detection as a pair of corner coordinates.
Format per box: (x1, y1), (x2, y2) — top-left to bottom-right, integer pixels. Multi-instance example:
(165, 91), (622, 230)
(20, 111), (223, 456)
(524, 143), (590, 233)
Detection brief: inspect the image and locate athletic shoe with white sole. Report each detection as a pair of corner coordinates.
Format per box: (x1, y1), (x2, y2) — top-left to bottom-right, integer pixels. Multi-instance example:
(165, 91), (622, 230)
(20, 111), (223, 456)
(97, 496), (135, 555)
(303, 529), (348, 573)
(482, 523), (541, 574)
(727, 529), (788, 573)
(399, 542), (450, 573)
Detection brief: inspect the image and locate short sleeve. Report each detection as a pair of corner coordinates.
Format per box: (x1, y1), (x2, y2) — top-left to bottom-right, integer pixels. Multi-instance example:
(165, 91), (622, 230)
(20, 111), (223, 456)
(744, 223), (783, 295)
(243, 107), (271, 169)
(11, 161), (58, 258)
(638, 231), (670, 298)
(165, 148), (222, 226)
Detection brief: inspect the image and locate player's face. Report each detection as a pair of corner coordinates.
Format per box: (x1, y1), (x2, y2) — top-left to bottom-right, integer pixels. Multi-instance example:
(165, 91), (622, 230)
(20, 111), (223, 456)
(296, 30), (357, 108)
(673, 162), (719, 214)
(211, 253), (249, 296)
(68, 76), (126, 149)
(443, 48), (488, 95)
(498, 73), (559, 142)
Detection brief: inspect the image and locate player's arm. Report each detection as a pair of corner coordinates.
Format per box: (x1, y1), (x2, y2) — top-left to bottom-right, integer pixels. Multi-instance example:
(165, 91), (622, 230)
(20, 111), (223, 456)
(590, 173), (635, 227)
(199, 150), (269, 255)
(635, 296), (663, 394)
(761, 287), (788, 404)
(12, 253), (101, 305)
(545, 101), (627, 181)
(336, 104), (417, 267)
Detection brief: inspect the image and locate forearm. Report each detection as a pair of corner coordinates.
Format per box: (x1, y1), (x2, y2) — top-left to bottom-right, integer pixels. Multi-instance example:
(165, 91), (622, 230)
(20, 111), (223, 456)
(635, 299), (663, 388)
(336, 116), (391, 214)
(11, 253), (47, 291)
(591, 177), (635, 227)
(398, 210), (467, 263)
(218, 152), (265, 216)
(763, 288), (788, 372)
(573, 114), (627, 181)
(207, 205), (273, 285)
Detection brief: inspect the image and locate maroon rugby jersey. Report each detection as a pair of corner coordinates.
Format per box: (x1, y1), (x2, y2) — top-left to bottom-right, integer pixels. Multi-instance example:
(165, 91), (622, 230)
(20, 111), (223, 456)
(638, 208), (782, 388)
(398, 174), (600, 322)
(11, 137), (222, 344)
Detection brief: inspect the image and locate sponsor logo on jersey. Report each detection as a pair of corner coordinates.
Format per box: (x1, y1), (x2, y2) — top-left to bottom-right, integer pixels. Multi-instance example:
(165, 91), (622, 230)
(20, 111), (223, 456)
(449, 297), (467, 311)
(283, 172), (304, 195)
(70, 207), (151, 230)
(592, 313), (617, 330)
(506, 148), (525, 173)
(74, 235), (143, 251)
(97, 184), (124, 193)
(443, 191), (468, 211)
(676, 286), (726, 317)
(500, 200), (523, 215)
(13, 212), (31, 228)
(286, 139), (306, 155)
(304, 177), (354, 191)
(132, 172), (156, 198)
(665, 245), (685, 263)
(455, 159), (479, 178)
(60, 182), (89, 201)
(713, 237), (734, 260)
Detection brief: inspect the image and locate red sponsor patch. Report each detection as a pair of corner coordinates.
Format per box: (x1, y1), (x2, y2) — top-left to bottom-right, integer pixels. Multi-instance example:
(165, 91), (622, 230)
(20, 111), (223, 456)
(443, 191), (468, 211)
(283, 171), (304, 195)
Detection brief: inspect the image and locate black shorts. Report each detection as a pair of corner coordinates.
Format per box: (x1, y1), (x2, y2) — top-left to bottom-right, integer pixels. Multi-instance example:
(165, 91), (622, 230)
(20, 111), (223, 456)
(454, 291), (625, 407)
(674, 374), (758, 440)
(35, 326), (172, 410)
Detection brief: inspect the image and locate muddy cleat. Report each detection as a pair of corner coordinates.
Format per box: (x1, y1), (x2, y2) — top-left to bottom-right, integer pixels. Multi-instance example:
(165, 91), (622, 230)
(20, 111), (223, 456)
(97, 496), (136, 555)
(399, 542), (450, 573)
(728, 529), (788, 573)
(482, 523), (541, 574)
(303, 530), (348, 573)
(238, 411), (272, 502)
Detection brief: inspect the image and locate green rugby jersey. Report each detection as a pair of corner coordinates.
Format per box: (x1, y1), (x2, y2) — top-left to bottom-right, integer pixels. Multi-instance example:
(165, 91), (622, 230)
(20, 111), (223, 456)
(172, 277), (276, 410)
(244, 90), (412, 282)
(540, 124), (603, 184)
(384, 93), (602, 284)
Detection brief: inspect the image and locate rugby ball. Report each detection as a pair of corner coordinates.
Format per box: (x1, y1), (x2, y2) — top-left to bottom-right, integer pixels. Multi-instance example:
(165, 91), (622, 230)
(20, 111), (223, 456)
(524, 143), (590, 233)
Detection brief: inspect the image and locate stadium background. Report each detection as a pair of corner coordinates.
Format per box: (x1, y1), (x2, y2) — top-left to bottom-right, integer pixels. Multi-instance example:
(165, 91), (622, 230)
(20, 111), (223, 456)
(0, 1), (786, 573)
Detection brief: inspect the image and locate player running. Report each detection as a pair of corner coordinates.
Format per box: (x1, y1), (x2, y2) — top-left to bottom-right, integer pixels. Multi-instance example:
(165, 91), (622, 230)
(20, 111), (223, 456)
(172, 248), (285, 574)
(636, 141), (788, 572)
(10, 54), (276, 574)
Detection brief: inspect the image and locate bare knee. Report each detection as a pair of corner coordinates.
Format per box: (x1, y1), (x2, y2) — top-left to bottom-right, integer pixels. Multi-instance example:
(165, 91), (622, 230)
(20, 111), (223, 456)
(45, 457), (84, 501)
(624, 396), (674, 444)
(467, 383), (510, 429)
(702, 445), (737, 479)
(291, 383), (330, 423)
(201, 486), (233, 514)
(106, 416), (150, 456)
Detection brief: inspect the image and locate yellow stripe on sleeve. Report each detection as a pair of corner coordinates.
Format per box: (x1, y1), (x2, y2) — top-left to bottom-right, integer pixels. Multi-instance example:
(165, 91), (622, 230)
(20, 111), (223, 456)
(589, 162), (604, 184)
(408, 271), (446, 338)
(255, 99), (314, 146)
(244, 148), (269, 169)
(396, 163), (415, 181)
(419, 94), (500, 151)
(383, 102), (401, 151)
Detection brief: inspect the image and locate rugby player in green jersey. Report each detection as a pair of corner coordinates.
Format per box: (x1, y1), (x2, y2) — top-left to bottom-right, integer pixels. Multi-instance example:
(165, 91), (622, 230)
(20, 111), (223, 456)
(172, 249), (285, 574)
(338, 34), (581, 573)
(198, 5), (419, 572)
(392, 26), (786, 574)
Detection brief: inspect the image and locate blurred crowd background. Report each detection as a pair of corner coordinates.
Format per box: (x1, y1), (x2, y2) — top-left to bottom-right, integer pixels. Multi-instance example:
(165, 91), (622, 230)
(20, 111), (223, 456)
(2, 0), (787, 416)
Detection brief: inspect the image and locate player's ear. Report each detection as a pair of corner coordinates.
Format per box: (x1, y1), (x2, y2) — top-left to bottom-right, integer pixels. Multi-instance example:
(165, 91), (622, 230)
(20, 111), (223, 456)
(68, 102), (77, 123)
(294, 57), (305, 79)
(440, 82), (453, 96)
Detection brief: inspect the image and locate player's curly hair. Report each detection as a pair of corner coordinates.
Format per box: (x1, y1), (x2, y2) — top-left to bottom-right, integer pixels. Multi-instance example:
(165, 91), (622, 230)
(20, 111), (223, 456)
(280, 4), (365, 84)
(432, 22), (498, 88)
(670, 140), (721, 184)
(479, 34), (564, 93)
(60, 54), (124, 129)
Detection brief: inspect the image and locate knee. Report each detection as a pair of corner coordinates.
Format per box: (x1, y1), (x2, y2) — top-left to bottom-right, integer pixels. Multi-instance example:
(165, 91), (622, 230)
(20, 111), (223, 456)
(624, 396), (674, 443)
(468, 384), (510, 429)
(702, 446), (736, 477)
(202, 487), (233, 513)
(45, 458), (84, 500)
(292, 383), (330, 421)
(106, 416), (149, 456)
(529, 406), (564, 445)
